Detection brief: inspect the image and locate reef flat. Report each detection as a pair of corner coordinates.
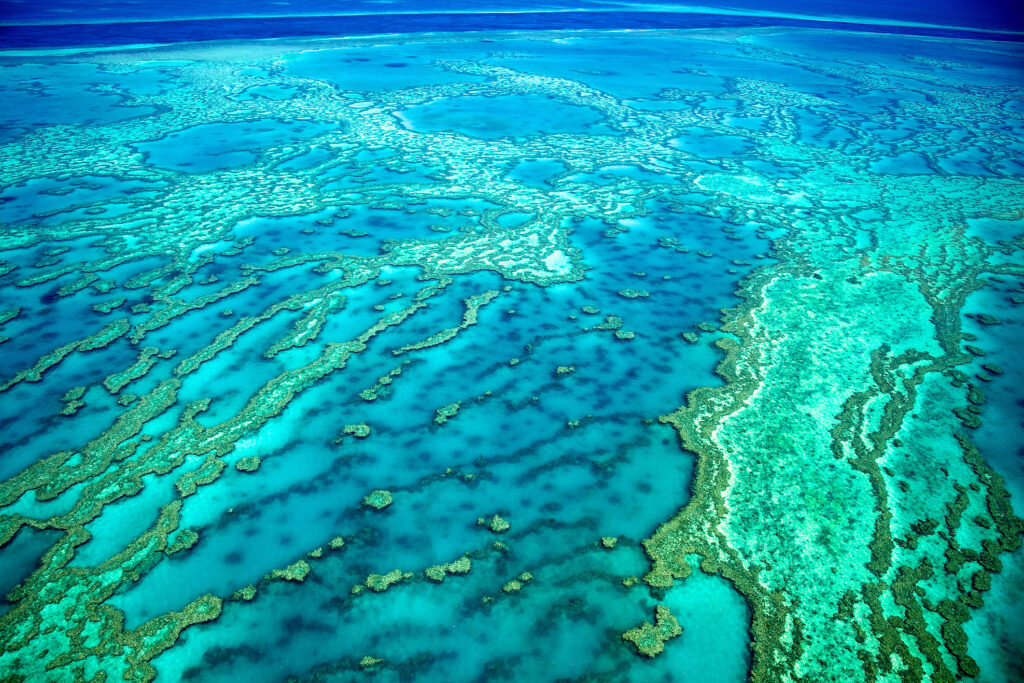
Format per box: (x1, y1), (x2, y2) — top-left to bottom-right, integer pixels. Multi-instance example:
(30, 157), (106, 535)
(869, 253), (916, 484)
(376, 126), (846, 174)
(0, 26), (1023, 682)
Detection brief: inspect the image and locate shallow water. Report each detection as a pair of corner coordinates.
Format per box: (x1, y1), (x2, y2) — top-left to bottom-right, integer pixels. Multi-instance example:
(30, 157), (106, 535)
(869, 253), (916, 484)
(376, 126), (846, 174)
(0, 16), (1022, 683)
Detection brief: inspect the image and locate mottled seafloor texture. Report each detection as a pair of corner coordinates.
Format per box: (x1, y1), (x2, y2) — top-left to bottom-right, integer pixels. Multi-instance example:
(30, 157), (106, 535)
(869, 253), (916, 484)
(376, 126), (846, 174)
(1, 26), (1023, 683)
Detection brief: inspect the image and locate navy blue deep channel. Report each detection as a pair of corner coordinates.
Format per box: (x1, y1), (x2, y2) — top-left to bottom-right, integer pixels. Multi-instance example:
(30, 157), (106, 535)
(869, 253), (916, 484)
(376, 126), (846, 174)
(1, 8), (1022, 49)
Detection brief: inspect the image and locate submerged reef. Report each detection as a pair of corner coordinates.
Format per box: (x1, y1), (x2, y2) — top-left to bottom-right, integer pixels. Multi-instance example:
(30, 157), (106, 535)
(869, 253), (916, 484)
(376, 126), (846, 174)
(479, 514), (511, 533)
(622, 604), (683, 657)
(640, 60), (1024, 681)
(362, 489), (393, 510)
(424, 555), (472, 582)
(0, 24), (1022, 683)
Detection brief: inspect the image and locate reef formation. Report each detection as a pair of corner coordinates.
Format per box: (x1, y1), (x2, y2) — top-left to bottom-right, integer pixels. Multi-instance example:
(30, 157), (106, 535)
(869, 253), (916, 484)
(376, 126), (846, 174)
(0, 26), (1022, 682)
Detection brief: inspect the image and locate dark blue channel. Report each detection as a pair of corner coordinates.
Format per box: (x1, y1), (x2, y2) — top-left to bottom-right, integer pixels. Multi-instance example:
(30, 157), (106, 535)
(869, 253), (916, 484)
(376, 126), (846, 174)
(0, 10), (1020, 50)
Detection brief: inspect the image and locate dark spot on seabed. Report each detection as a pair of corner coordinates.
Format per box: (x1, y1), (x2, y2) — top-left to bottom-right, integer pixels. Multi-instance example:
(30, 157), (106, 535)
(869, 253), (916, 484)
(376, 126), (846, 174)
(385, 63), (408, 68)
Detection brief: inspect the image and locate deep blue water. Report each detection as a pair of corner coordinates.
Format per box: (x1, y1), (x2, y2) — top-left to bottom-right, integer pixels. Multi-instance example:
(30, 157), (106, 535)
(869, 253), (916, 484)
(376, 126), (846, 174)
(0, 1), (1021, 49)
(1, 0), (1021, 32)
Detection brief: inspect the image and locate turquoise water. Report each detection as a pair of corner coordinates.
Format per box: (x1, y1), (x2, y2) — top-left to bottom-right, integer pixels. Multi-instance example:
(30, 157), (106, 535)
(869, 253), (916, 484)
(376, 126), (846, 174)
(397, 94), (622, 139)
(0, 19), (1023, 683)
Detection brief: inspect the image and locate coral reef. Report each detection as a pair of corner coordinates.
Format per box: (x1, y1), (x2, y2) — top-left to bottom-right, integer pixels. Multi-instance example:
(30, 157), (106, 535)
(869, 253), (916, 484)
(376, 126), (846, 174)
(363, 490), (393, 510)
(235, 456), (261, 472)
(622, 605), (683, 658)
(0, 24), (1020, 683)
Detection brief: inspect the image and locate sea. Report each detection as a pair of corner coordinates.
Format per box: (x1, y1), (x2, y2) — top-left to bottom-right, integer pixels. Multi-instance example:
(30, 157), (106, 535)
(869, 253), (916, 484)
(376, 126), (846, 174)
(0, 2), (1022, 682)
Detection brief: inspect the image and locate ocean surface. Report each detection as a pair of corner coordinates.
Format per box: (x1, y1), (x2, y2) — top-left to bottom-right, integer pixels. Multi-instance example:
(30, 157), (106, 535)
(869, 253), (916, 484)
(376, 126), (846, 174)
(1, 0), (1023, 49)
(0, 2), (1023, 682)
